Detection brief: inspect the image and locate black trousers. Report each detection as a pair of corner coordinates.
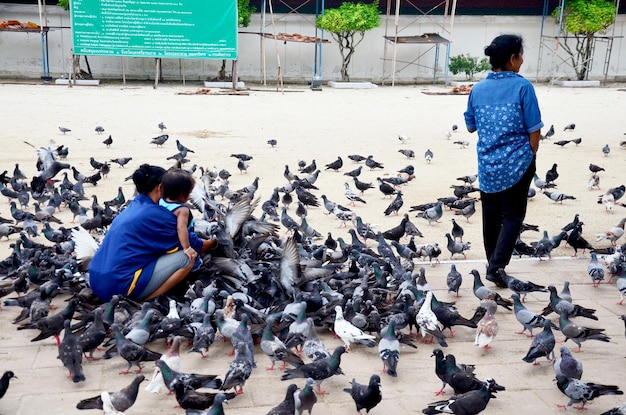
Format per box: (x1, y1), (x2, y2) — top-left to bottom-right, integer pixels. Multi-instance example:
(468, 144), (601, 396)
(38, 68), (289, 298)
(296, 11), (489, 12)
(481, 157), (535, 276)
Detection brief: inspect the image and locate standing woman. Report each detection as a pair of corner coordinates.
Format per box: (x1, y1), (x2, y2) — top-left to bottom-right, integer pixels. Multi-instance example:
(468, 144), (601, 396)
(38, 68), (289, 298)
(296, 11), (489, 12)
(88, 164), (216, 302)
(464, 34), (543, 287)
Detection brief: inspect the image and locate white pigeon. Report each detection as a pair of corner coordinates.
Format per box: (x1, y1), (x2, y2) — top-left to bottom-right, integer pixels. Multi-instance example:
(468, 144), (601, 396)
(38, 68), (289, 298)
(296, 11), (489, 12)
(333, 305), (376, 350)
(101, 391), (125, 415)
(145, 336), (182, 393)
(475, 311), (498, 349)
(416, 291), (447, 346)
(398, 134), (411, 144)
(601, 190), (615, 211)
(596, 218), (626, 246)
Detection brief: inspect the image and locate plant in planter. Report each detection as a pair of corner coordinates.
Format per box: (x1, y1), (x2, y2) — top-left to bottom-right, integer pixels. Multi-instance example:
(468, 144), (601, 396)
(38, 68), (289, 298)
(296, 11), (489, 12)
(448, 54), (490, 81)
(316, 1), (380, 82)
(551, 0), (616, 80)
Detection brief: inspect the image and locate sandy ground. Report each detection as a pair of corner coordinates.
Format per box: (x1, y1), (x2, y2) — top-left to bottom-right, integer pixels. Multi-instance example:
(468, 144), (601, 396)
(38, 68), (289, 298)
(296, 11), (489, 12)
(0, 81), (625, 414)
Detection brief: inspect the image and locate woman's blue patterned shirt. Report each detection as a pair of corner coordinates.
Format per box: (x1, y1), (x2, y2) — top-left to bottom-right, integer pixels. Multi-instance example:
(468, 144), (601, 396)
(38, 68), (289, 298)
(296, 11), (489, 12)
(464, 71), (543, 193)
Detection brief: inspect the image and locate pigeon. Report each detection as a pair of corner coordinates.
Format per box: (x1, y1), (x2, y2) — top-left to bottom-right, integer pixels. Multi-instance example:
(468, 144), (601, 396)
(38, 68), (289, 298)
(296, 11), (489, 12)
(617, 269), (626, 305)
(344, 375), (382, 414)
(267, 383), (298, 415)
(377, 177), (396, 198)
(365, 155), (384, 170)
(398, 149), (415, 159)
(378, 320), (400, 377)
(158, 121), (167, 131)
(421, 201), (443, 225)
(110, 157), (133, 167)
(558, 312), (610, 352)
(454, 200), (476, 223)
(522, 319), (556, 365)
(398, 134), (411, 143)
(445, 233), (470, 259)
(497, 269), (547, 301)
(58, 319), (86, 383)
(589, 163), (605, 173)
(533, 173), (556, 190)
(601, 403), (626, 415)
(571, 137), (582, 145)
(333, 306), (376, 350)
(95, 125), (105, 134)
(424, 149), (434, 163)
(294, 378), (317, 415)
(383, 191), (403, 216)
(156, 359), (222, 395)
(59, 126), (71, 134)
(221, 342), (253, 395)
(344, 166), (363, 178)
(353, 176), (374, 194)
(348, 154), (366, 163)
(603, 144), (611, 156)
(541, 286), (597, 320)
(511, 293), (554, 337)
(446, 264), (462, 297)
(555, 374), (622, 410)
(563, 123), (576, 131)
(76, 375), (145, 412)
(544, 191), (576, 203)
(545, 163), (559, 184)
(281, 346), (346, 395)
(416, 291), (448, 347)
(544, 124), (555, 138)
(103, 135), (113, 147)
(150, 134), (169, 146)
(587, 252), (605, 287)
(596, 218), (626, 246)
(261, 318), (304, 370)
(553, 345), (583, 380)
(18, 298), (78, 346)
(109, 323), (162, 374)
(145, 336), (182, 393)
(344, 183), (366, 206)
(0, 371), (16, 400)
(450, 218), (464, 242)
(422, 378), (501, 415)
(470, 270), (512, 310)
(453, 140), (469, 148)
(474, 311), (497, 350)
(324, 156), (343, 171)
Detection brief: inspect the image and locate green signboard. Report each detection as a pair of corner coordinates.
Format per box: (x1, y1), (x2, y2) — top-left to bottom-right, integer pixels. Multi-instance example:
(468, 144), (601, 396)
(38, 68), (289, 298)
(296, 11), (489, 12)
(70, 0), (238, 59)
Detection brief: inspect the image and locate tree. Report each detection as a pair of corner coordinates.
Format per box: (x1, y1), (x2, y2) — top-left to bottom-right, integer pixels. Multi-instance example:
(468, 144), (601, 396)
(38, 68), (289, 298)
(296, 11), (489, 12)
(448, 54), (490, 81)
(316, 1), (380, 82)
(552, 0), (616, 80)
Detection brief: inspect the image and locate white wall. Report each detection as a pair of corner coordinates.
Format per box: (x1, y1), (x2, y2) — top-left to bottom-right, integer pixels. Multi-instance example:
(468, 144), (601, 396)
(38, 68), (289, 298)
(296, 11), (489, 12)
(1, 3), (625, 83)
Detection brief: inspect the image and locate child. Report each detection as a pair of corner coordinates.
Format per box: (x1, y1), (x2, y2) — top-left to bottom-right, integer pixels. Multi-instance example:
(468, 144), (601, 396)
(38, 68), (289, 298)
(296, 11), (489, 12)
(159, 169), (202, 271)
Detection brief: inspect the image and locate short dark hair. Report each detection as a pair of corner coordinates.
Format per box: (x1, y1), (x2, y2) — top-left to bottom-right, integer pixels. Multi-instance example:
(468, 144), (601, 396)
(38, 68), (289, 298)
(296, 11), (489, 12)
(161, 169), (195, 201)
(132, 164), (166, 194)
(484, 34), (524, 71)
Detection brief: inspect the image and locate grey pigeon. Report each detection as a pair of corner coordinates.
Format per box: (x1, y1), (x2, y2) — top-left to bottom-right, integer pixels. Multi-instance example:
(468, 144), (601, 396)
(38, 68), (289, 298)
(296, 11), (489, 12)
(294, 378), (317, 415)
(343, 374), (382, 414)
(541, 286), (597, 320)
(155, 359), (222, 394)
(59, 126), (71, 134)
(95, 125), (105, 134)
(150, 134), (169, 146)
(58, 319), (86, 383)
(544, 191), (576, 203)
(365, 155), (384, 170)
(450, 218), (464, 242)
(558, 312), (610, 352)
(221, 342), (254, 395)
(76, 375), (145, 412)
(324, 156), (343, 171)
(511, 293), (554, 337)
(377, 177), (396, 198)
(445, 233), (470, 259)
(158, 121), (167, 131)
(522, 319), (555, 365)
(422, 378), (501, 415)
(398, 149), (415, 159)
(555, 374), (622, 410)
(497, 269), (547, 301)
(446, 264), (462, 297)
(563, 123), (575, 131)
(470, 270), (512, 310)
(421, 201), (443, 225)
(553, 345), (583, 380)
(281, 346), (346, 395)
(603, 144), (611, 156)
(267, 383), (298, 415)
(588, 252), (606, 287)
(378, 321), (400, 377)
(109, 323), (162, 374)
(424, 148), (434, 163)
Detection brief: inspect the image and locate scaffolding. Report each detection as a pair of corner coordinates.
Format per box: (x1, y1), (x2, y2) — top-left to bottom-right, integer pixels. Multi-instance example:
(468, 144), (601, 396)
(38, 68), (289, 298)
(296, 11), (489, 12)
(537, 0), (623, 83)
(381, 0), (457, 85)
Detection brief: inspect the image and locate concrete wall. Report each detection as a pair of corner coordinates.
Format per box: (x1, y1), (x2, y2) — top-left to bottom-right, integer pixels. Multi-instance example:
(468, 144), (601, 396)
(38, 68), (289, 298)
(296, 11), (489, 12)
(1, 3), (625, 83)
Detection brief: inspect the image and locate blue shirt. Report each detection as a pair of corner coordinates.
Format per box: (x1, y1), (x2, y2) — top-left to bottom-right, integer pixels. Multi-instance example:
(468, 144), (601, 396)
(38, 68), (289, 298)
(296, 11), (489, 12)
(464, 71), (543, 193)
(88, 193), (204, 302)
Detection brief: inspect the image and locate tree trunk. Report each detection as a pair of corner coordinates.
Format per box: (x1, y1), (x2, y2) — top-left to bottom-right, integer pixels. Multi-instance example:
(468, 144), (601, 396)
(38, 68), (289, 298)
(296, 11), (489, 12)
(331, 31), (365, 82)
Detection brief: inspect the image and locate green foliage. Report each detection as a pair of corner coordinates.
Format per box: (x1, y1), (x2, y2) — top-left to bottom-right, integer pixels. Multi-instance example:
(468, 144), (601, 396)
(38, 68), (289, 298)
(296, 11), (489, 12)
(315, 1), (380, 81)
(448, 54), (490, 81)
(316, 1), (381, 34)
(238, 0), (255, 28)
(552, 0), (615, 35)
(551, 0), (615, 80)
(57, 0), (69, 11)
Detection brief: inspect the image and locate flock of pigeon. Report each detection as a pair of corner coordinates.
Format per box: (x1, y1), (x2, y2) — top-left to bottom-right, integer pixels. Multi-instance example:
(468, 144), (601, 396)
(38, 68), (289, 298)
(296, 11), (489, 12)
(0, 115), (624, 415)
